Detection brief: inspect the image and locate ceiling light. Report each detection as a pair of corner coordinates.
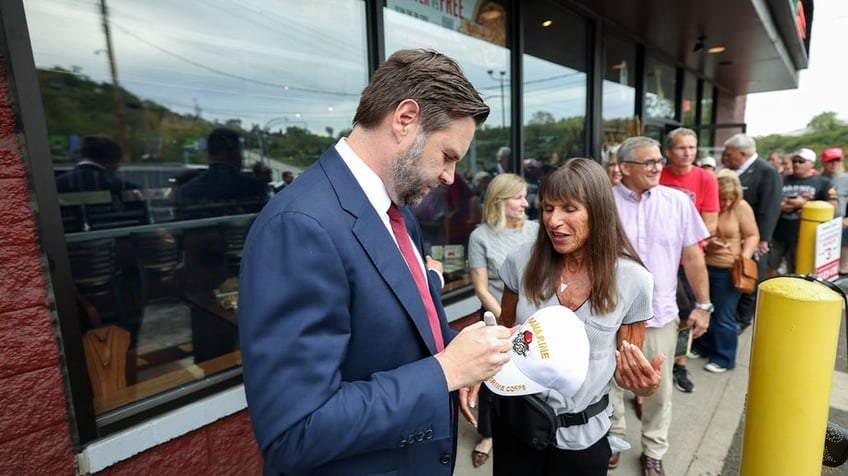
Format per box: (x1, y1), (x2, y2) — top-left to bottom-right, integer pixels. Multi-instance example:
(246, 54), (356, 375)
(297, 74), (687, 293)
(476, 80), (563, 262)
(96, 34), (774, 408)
(707, 46), (726, 54)
(611, 63), (626, 70)
(480, 10), (501, 21)
(542, 19), (553, 27)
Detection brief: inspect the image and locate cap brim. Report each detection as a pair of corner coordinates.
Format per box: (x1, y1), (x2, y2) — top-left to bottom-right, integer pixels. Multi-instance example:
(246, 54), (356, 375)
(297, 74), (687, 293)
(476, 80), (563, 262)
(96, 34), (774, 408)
(484, 354), (547, 396)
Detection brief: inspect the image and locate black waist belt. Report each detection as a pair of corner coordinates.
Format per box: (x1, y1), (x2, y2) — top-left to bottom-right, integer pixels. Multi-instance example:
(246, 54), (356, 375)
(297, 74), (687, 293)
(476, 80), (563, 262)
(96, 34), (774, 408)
(557, 394), (609, 427)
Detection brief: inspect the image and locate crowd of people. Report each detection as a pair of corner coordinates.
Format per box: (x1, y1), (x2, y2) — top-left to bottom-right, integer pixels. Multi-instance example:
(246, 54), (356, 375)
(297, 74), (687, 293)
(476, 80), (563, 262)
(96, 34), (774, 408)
(234, 48), (846, 476)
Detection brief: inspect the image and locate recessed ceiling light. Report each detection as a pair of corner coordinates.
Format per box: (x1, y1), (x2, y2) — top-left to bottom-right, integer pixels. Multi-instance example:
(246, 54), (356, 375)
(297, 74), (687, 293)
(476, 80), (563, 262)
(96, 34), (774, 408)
(542, 19), (553, 27)
(707, 46), (726, 54)
(481, 10), (501, 21)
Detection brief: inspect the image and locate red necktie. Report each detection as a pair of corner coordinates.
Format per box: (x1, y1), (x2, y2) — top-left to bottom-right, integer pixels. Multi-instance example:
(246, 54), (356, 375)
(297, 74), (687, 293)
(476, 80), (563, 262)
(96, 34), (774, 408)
(387, 204), (445, 352)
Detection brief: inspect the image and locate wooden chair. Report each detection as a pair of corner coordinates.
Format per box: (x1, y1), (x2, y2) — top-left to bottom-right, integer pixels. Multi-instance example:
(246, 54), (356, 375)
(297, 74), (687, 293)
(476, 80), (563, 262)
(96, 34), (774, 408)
(76, 290), (132, 400)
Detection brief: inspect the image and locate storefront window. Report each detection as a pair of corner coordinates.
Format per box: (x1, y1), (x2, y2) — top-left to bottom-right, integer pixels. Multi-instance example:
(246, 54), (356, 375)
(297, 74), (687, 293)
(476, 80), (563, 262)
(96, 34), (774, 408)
(644, 55), (676, 121)
(24, 0), (368, 421)
(602, 33), (637, 158)
(385, 0), (510, 295)
(521, 0), (588, 219)
(700, 82), (716, 148)
(682, 71), (698, 126)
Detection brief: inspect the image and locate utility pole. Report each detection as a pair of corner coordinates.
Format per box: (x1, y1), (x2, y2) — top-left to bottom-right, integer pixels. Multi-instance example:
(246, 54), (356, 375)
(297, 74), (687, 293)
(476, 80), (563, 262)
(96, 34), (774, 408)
(488, 69), (507, 139)
(99, 0), (129, 161)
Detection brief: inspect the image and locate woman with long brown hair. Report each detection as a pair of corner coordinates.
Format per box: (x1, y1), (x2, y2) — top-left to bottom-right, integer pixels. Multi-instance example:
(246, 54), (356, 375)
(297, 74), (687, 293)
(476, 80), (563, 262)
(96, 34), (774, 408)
(491, 158), (662, 475)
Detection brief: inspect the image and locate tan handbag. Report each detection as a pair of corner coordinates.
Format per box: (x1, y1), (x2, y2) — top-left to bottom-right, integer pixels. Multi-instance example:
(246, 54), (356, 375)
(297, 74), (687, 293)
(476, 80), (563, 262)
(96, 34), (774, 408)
(713, 222), (758, 294)
(731, 255), (758, 293)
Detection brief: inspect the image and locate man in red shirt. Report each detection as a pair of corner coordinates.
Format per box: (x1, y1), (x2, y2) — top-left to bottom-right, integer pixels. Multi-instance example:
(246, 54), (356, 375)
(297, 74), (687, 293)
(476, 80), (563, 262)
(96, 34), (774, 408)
(660, 127), (718, 394)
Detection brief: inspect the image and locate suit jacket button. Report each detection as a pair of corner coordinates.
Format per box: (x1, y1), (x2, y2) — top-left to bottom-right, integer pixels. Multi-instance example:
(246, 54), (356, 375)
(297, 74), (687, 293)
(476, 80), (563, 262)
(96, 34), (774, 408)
(439, 453), (451, 465)
(424, 430), (433, 439)
(416, 431), (425, 441)
(407, 434), (416, 445)
(399, 439), (407, 448)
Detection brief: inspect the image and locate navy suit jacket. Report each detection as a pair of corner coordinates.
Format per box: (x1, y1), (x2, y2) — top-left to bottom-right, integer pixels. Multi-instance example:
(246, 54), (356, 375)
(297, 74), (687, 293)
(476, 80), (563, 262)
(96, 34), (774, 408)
(737, 157), (783, 243)
(239, 146), (459, 475)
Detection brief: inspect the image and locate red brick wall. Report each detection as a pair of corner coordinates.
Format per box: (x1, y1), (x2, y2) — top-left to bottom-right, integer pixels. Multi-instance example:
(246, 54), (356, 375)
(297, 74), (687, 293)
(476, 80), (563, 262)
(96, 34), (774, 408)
(96, 412), (262, 476)
(0, 58), (77, 474)
(0, 52), (263, 474)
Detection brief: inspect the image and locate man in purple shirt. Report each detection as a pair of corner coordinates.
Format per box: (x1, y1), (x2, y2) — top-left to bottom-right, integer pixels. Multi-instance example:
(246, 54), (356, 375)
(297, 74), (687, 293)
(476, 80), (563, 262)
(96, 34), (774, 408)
(608, 136), (711, 476)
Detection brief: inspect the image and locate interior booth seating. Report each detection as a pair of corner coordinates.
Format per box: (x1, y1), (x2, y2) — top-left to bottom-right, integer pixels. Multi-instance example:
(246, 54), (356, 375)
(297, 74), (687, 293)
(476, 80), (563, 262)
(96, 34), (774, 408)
(218, 217), (254, 279)
(130, 229), (186, 310)
(67, 237), (125, 328)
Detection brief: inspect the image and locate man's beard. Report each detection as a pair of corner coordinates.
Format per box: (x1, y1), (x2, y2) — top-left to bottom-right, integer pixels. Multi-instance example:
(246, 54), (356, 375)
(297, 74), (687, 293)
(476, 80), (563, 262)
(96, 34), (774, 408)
(391, 132), (431, 207)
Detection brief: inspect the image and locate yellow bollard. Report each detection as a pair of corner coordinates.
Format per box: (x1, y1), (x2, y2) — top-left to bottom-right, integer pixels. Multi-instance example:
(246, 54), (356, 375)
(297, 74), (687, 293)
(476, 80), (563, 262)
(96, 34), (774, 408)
(795, 201), (835, 274)
(740, 276), (843, 475)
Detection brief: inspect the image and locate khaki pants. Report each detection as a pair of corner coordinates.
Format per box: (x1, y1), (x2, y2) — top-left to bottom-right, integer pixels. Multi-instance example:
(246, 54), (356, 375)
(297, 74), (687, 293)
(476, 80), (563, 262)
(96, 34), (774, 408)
(609, 318), (678, 460)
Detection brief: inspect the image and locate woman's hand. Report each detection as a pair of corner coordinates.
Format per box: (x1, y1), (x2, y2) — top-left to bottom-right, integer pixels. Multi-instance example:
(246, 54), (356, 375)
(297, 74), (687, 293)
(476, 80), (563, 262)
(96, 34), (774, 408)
(614, 340), (664, 397)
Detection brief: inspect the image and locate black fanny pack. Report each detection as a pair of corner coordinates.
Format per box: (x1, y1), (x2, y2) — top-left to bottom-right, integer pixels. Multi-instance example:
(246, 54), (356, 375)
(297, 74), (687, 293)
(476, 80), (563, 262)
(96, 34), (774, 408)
(492, 394), (609, 450)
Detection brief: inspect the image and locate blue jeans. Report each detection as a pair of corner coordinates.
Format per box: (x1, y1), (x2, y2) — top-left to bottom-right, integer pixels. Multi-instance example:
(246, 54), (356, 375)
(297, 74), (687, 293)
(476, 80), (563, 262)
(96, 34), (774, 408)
(693, 266), (741, 368)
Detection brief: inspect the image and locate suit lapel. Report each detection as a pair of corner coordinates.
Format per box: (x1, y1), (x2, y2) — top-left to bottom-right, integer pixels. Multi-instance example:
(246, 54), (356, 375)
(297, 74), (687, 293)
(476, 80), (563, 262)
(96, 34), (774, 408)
(319, 150), (441, 353)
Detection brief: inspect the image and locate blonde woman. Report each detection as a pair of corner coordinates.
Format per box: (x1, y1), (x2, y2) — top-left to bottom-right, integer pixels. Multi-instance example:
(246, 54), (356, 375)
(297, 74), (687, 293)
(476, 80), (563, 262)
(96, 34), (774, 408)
(691, 169), (759, 372)
(466, 172), (539, 467)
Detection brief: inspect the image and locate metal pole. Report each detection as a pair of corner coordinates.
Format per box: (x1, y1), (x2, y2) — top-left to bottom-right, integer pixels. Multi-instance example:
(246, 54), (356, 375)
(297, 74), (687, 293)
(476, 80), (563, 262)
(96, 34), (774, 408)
(796, 200), (835, 274)
(740, 276), (843, 474)
(499, 70), (506, 135)
(488, 70), (507, 139)
(99, 0), (128, 161)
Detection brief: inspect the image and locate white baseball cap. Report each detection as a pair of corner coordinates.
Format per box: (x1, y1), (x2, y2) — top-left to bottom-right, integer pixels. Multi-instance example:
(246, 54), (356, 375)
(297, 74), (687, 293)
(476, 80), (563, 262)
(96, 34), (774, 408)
(793, 148), (816, 162)
(485, 305), (590, 398)
(698, 156), (717, 168)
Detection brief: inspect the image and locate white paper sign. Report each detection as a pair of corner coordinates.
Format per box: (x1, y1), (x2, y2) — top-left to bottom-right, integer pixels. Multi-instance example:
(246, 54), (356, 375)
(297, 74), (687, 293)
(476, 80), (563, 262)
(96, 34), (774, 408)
(815, 218), (842, 280)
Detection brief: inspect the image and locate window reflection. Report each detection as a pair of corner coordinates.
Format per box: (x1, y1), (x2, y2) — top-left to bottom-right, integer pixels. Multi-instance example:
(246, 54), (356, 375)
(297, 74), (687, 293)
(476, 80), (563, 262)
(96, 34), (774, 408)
(522, 0), (588, 219)
(25, 0), (368, 415)
(682, 72), (698, 125)
(644, 55), (676, 121)
(602, 33), (637, 156)
(384, 0), (510, 293)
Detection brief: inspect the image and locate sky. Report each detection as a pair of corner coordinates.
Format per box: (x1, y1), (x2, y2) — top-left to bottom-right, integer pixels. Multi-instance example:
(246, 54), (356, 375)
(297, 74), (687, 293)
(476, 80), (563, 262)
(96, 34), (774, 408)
(745, 0), (848, 137)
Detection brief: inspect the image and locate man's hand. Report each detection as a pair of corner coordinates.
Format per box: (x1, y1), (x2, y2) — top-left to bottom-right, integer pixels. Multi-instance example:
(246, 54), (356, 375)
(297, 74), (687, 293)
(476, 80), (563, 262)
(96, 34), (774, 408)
(688, 308), (711, 338)
(434, 321), (513, 392)
(425, 255), (443, 274)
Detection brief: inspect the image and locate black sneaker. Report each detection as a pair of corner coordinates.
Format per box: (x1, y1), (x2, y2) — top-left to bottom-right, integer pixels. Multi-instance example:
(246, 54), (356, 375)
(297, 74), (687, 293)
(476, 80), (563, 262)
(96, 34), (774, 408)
(673, 364), (695, 393)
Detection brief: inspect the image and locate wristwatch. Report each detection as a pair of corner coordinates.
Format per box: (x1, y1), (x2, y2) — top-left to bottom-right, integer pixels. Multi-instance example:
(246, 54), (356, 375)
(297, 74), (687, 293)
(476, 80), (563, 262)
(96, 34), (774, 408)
(694, 302), (715, 313)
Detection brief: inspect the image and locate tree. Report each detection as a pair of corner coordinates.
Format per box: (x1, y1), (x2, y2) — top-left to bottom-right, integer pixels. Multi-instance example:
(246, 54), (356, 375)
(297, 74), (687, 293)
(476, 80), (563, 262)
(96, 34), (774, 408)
(807, 111), (845, 132)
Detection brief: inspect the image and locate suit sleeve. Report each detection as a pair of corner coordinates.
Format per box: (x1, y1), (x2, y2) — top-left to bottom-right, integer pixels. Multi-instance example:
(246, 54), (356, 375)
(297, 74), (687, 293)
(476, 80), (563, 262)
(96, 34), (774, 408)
(239, 211), (451, 473)
(758, 166), (784, 243)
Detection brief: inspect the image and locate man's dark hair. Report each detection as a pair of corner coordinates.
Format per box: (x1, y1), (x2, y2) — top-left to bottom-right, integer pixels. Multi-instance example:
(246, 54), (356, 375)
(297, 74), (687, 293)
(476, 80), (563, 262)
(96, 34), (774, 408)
(206, 128), (241, 159)
(353, 49), (490, 134)
(207, 128), (242, 166)
(81, 134), (122, 165)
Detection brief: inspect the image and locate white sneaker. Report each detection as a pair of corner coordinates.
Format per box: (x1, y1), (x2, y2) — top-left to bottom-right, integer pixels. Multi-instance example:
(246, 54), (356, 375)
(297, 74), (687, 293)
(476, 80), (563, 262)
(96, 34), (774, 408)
(704, 362), (728, 373)
(687, 350), (703, 359)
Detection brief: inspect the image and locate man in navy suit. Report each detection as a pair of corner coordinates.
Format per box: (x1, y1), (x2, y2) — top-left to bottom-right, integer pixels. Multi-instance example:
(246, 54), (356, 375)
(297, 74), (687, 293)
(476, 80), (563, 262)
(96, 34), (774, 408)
(176, 128), (268, 219)
(55, 134), (141, 199)
(239, 49), (514, 476)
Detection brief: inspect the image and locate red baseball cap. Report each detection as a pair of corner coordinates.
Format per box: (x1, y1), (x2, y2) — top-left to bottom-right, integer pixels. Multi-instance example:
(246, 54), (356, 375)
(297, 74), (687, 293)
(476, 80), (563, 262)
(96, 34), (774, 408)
(823, 147), (844, 162)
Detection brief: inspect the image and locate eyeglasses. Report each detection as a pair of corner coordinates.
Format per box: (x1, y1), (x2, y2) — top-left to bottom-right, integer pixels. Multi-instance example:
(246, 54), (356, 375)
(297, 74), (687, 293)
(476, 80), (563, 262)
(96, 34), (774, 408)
(621, 158), (668, 168)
